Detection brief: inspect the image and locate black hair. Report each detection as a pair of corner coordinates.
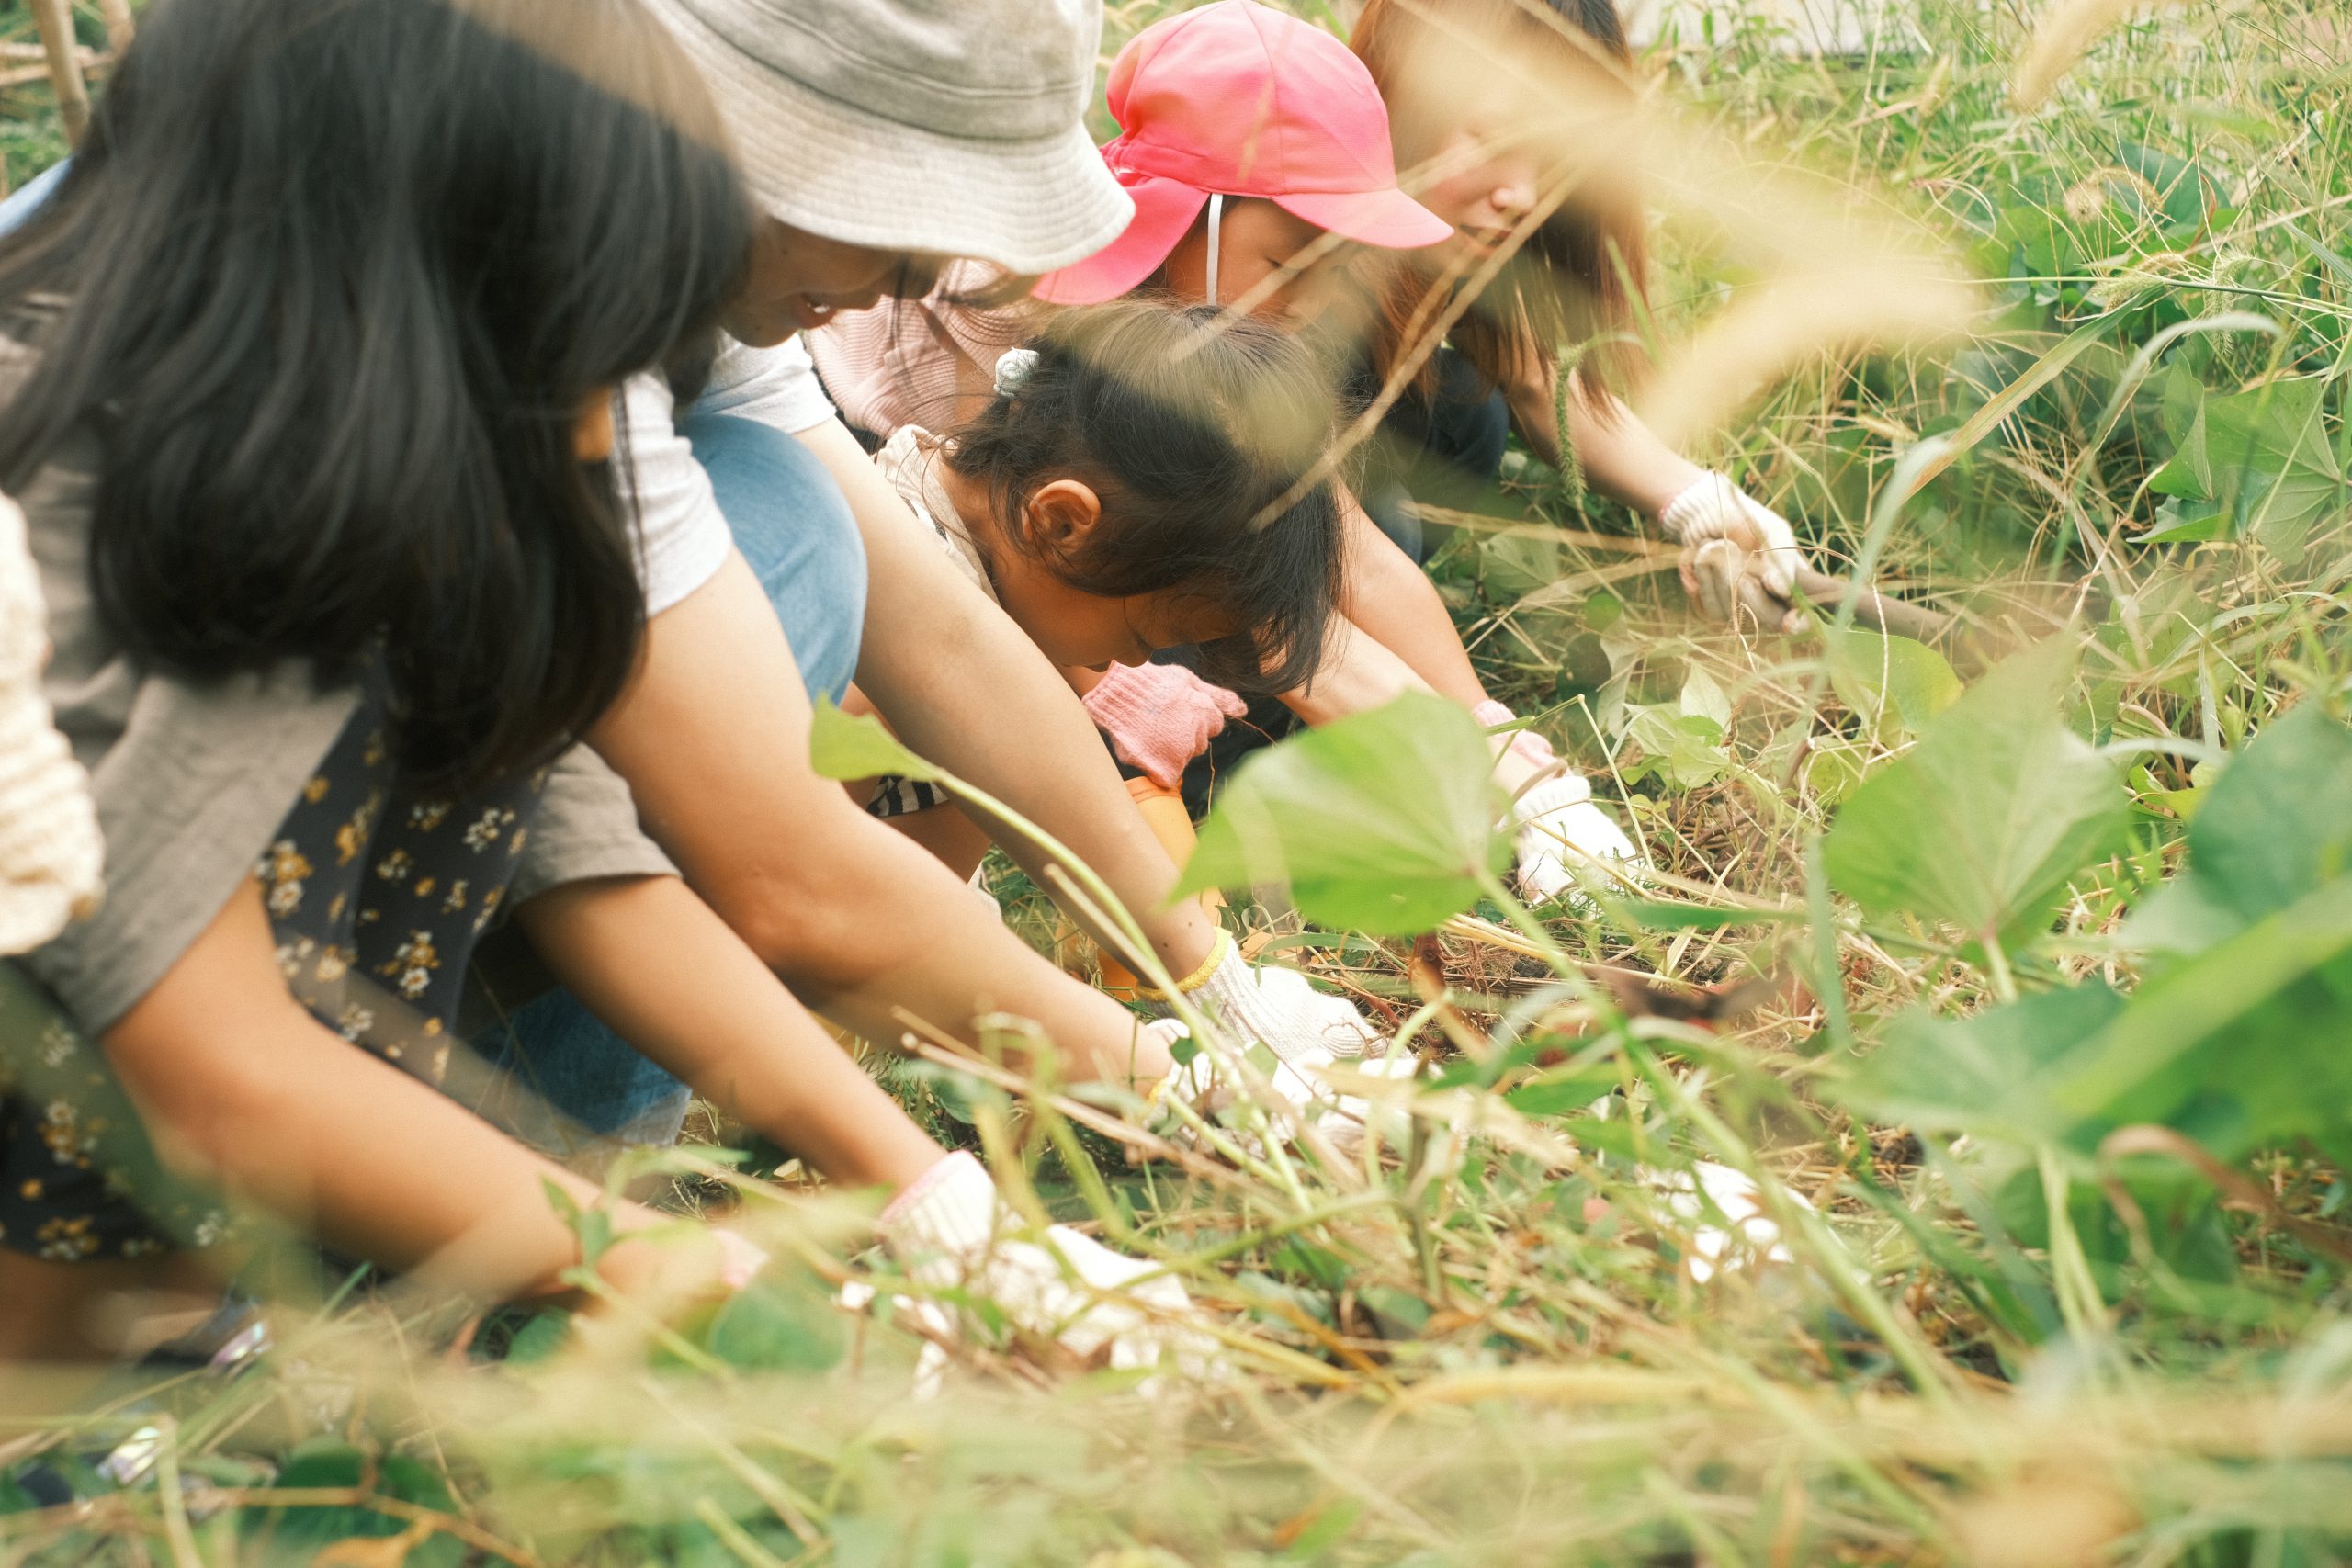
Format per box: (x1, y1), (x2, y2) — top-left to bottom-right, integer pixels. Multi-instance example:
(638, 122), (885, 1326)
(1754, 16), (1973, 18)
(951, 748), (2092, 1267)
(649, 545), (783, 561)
(944, 302), (1343, 696)
(0, 0), (752, 788)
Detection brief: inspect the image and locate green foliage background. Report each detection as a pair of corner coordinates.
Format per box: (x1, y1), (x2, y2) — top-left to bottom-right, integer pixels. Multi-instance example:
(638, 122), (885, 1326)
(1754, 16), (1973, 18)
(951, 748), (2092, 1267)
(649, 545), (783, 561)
(6, 0), (2352, 1563)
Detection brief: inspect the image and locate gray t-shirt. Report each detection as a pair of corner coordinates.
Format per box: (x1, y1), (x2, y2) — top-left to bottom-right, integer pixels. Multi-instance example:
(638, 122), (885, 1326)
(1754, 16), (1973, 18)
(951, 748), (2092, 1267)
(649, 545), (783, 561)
(4, 334), (672, 1034)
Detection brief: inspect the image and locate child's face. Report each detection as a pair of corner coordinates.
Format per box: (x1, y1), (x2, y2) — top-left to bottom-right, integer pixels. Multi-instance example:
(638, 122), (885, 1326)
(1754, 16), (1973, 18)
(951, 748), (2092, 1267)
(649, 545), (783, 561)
(1159, 198), (1354, 324)
(978, 479), (1242, 671)
(990, 558), (1238, 673)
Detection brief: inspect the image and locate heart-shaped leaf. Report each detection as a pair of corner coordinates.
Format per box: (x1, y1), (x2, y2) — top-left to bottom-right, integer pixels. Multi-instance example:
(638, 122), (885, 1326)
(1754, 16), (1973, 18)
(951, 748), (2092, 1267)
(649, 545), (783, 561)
(1839, 704), (2352, 1165)
(808, 695), (943, 784)
(1176, 691), (1508, 934)
(1824, 638), (2130, 950)
(2148, 376), (2345, 563)
(1824, 625), (1962, 739)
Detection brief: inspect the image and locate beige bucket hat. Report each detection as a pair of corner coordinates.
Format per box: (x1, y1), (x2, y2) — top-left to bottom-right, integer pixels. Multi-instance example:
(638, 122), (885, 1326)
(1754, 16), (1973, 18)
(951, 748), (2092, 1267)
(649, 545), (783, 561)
(645, 0), (1134, 277)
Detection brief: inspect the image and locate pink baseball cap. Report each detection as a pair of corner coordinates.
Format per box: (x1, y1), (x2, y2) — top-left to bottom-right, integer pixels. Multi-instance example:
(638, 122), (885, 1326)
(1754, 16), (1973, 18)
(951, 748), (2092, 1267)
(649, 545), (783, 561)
(1035, 0), (1451, 306)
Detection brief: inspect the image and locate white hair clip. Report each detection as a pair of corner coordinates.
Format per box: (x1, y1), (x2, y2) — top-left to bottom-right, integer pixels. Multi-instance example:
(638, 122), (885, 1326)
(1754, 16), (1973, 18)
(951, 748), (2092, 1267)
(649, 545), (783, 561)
(993, 346), (1041, 398)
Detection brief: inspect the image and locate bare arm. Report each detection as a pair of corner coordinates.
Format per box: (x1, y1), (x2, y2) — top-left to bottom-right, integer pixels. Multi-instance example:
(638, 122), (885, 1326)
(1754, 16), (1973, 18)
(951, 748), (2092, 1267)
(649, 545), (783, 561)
(1511, 366), (1707, 521)
(102, 878), (691, 1303)
(1283, 618), (1545, 792)
(515, 874), (944, 1193)
(796, 416), (1221, 980)
(1330, 491), (1491, 708)
(587, 551), (1171, 1086)
(1280, 614), (1430, 728)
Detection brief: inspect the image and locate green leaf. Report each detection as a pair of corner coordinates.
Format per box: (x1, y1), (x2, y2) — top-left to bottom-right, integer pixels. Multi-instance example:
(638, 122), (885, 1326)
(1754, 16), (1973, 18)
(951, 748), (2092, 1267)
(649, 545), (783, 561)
(1841, 705), (2352, 1165)
(1505, 1065), (1623, 1117)
(2146, 377), (2345, 563)
(808, 696), (944, 784)
(255, 1443), (463, 1566)
(1824, 626), (1962, 738)
(2052, 880), (2352, 1156)
(2132, 702), (2352, 951)
(703, 1267), (846, 1372)
(1358, 1285), (1433, 1338)
(500, 1308), (574, 1365)
(1482, 532), (1563, 604)
(1823, 639), (2131, 948)
(1177, 691), (1508, 935)
(1839, 983), (2127, 1145)
(1679, 667), (1731, 729)
(1623, 705), (1729, 789)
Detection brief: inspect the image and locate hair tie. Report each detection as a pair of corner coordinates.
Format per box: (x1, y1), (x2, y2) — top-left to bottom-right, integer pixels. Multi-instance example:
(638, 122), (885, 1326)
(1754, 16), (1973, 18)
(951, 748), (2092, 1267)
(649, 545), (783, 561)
(992, 346), (1041, 398)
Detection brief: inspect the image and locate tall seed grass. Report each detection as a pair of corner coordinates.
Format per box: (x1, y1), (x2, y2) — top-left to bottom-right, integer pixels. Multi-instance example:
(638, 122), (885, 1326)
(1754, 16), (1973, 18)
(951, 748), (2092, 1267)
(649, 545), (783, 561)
(5, 0), (2351, 1563)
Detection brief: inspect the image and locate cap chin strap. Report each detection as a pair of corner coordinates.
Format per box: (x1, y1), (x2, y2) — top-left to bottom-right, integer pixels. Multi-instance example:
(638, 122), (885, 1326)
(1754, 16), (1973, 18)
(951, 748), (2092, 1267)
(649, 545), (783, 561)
(1204, 192), (1224, 307)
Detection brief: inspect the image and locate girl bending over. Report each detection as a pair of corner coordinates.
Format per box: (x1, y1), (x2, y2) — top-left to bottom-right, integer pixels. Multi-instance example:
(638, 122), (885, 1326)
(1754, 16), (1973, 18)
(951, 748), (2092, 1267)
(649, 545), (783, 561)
(853, 299), (1374, 1078)
(0, 0), (1193, 1373)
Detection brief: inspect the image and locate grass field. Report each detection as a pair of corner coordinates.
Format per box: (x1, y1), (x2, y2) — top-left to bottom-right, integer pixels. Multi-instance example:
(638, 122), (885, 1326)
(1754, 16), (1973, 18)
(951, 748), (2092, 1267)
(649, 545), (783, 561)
(6, 0), (2352, 1562)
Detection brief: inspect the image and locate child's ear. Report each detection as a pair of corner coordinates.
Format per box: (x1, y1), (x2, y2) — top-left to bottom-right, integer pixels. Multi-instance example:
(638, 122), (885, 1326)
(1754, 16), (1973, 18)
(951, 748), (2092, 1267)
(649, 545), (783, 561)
(1023, 479), (1103, 555)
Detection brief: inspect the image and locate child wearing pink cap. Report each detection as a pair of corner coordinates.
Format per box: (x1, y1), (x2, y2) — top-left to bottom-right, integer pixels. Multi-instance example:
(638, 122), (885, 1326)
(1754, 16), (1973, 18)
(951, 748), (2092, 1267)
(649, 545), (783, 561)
(1351, 0), (1816, 628)
(813, 0), (1641, 908)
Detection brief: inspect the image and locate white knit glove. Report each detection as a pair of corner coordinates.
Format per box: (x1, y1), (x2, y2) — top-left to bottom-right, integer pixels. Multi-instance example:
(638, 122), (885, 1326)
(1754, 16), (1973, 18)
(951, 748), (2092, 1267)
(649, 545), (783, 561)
(1655, 1161), (1814, 1282)
(876, 1151), (1214, 1381)
(1510, 773), (1643, 908)
(0, 493), (102, 955)
(1190, 933), (1380, 1062)
(1683, 537), (1806, 636)
(1658, 472), (1804, 604)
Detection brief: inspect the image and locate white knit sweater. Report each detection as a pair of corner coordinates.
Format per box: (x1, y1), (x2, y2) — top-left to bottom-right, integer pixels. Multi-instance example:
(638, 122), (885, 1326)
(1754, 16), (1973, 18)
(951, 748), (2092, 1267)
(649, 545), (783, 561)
(0, 491), (101, 955)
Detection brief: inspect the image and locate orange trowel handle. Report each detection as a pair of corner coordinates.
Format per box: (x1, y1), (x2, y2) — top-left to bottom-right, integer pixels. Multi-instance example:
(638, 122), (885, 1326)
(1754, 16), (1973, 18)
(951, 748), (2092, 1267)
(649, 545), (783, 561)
(1089, 775), (1222, 999)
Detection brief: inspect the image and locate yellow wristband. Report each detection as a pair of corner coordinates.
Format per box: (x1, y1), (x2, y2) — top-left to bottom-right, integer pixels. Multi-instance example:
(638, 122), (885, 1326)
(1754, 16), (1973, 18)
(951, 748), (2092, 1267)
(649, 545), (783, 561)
(1135, 930), (1232, 1003)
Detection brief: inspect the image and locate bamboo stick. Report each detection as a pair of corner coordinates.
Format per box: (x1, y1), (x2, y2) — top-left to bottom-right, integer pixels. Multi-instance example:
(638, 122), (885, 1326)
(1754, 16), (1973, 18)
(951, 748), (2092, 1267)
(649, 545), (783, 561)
(96, 0), (135, 56)
(27, 0), (90, 144)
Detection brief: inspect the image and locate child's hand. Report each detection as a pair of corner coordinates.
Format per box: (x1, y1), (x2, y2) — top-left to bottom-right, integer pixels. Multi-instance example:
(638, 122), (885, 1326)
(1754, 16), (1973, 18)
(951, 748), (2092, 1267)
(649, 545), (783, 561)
(873, 1151), (1216, 1384)
(1189, 939), (1381, 1063)
(1658, 472), (1809, 614)
(1510, 774), (1645, 910)
(1684, 538), (1808, 637)
(1081, 662), (1247, 789)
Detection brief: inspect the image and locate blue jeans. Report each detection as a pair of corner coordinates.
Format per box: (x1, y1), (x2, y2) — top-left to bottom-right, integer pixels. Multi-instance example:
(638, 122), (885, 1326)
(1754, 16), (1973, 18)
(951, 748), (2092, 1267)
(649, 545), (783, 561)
(479, 412), (866, 1147)
(0, 161), (66, 236)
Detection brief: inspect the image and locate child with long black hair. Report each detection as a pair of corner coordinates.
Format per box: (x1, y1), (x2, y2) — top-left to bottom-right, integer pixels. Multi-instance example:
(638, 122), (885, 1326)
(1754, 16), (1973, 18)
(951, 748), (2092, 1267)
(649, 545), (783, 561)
(0, 0), (1201, 1371)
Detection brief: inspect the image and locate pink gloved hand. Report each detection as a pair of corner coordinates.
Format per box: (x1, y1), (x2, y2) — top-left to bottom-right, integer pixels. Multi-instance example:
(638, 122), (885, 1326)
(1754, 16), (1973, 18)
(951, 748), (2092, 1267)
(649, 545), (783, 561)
(1082, 662), (1248, 789)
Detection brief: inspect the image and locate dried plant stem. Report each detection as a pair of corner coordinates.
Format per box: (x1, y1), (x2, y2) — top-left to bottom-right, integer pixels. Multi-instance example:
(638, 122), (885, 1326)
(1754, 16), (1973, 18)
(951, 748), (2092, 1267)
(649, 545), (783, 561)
(27, 0), (89, 143)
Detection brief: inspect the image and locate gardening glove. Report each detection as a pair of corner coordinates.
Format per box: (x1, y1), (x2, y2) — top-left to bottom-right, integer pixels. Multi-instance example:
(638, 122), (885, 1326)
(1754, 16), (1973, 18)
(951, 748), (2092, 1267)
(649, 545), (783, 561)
(1685, 537), (1806, 637)
(1145, 1016), (1371, 1151)
(1510, 773), (1643, 908)
(1658, 471), (1806, 612)
(1082, 661), (1247, 790)
(1655, 1160), (1812, 1283)
(876, 1151), (1215, 1381)
(1144, 931), (1381, 1063)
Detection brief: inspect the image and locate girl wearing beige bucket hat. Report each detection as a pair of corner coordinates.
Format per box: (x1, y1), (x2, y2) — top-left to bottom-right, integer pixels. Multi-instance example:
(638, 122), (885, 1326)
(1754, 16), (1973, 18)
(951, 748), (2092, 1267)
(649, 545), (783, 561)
(488, 0), (1386, 1150)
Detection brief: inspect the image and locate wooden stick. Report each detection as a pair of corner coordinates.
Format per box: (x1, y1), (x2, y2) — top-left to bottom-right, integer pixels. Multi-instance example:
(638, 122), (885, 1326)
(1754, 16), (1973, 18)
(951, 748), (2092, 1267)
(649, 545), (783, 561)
(96, 0), (135, 55)
(1791, 564), (1955, 649)
(27, 0), (90, 144)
